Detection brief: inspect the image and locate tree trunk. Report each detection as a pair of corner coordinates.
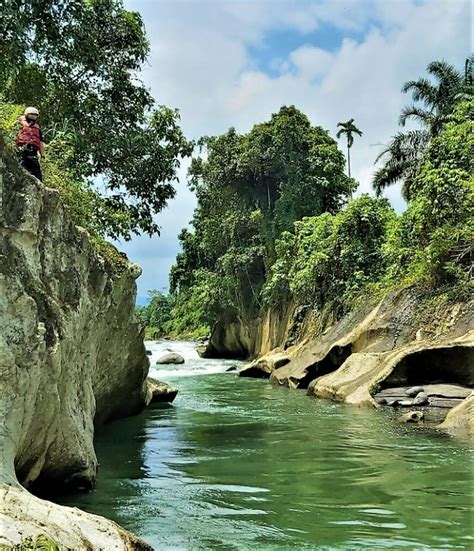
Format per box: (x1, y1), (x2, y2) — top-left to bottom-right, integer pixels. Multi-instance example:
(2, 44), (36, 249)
(347, 144), (351, 178)
(347, 144), (352, 201)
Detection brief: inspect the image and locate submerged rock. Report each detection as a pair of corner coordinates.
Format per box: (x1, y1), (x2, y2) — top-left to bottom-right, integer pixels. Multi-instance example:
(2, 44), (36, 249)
(398, 411), (424, 423)
(146, 378), (178, 403)
(156, 352), (185, 365)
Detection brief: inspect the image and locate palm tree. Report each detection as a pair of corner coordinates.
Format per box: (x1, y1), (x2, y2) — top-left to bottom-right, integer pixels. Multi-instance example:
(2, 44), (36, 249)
(399, 60), (467, 135)
(373, 57), (473, 198)
(336, 118), (363, 179)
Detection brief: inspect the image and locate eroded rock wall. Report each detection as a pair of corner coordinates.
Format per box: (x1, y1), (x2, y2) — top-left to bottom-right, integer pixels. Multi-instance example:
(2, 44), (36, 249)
(0, 136), (150, 546)
(206, 284), (474, 435)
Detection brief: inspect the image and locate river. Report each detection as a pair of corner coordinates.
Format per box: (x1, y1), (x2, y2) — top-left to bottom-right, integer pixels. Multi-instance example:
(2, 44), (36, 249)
(57, 340), (473, 550)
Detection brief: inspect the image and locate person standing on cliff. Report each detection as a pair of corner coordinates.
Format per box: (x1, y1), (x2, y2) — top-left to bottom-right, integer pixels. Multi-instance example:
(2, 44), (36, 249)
(16, 106), (45, 182)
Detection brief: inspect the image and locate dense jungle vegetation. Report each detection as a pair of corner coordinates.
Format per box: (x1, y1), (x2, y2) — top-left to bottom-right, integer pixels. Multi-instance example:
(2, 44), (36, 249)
(1, 0), (191, 242)
(141, 57), (473, 339)
(0, 3), (471, 340)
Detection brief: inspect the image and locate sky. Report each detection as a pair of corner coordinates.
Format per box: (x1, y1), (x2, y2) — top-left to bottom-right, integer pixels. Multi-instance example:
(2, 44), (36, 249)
(120, 0), (471, 305)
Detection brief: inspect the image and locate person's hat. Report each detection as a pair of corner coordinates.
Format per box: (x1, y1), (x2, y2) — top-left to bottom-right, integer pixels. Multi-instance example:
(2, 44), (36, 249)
(24, 107), (39, 116)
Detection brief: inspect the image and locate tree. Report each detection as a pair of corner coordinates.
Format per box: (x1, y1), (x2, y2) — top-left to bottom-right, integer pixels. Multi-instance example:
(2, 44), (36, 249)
(373, 57), (473, 199)
(0, 0), (192, 239)
(336, 118), (363, 179)
(168, 106), (354, 333)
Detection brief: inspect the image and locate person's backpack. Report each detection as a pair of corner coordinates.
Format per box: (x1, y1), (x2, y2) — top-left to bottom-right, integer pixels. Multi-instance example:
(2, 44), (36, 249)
(16, 123), (41, 150)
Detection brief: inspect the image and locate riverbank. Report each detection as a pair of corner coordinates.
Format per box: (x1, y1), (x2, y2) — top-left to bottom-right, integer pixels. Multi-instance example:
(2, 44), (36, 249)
(55, 339), (474, 550)
(202, 287), (473, 435)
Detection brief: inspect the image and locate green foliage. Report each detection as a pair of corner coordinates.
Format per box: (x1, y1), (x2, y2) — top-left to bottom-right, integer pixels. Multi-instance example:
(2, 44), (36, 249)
(136, 287), (210, 339)
(167, 106), (353, 334)
(136, 290), (174, 338)
(265, 196), (396, 314)
(163, 65), (473, 340)
(0, 0), (192, 239)
(90, 237), (130, 272)
(1, 99), (107, 237)
(383, 99), (474, 295)
(0, 534), (59, 550)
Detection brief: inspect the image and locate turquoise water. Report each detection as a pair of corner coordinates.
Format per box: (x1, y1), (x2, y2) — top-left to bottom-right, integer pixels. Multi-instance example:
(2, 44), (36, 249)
(57, 342), (473, 550)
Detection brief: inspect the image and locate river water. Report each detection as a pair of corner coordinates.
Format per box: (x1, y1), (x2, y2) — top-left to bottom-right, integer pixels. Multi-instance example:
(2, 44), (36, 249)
(57, 341), (473, 550)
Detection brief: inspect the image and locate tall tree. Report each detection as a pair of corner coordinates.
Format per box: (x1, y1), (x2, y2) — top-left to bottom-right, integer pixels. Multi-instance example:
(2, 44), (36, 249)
(168, 106), (353, 332)
(373, 57), (473, 199)
(336, 118), (362, 186)
(0, 0), (192, 239)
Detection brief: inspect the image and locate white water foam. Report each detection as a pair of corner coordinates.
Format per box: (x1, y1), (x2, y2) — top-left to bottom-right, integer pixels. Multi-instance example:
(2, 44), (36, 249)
(146, 340), (243, 378)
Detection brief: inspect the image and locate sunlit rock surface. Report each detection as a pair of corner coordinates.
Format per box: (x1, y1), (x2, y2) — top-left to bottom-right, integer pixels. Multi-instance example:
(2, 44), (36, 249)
(0, 135), (150, 546)
(203, 286), (474, 434)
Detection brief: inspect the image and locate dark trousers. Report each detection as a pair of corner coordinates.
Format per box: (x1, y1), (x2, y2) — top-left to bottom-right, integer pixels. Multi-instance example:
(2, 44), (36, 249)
(18, 149), (43, 181)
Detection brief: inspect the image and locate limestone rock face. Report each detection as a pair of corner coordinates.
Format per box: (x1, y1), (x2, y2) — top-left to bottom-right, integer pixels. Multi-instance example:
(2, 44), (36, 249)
(239, 352), (290, 378)
(0, 484), (153, 550)
(202, 279), (474, 434)
(0, 136), (150, 544)
(438, 392), (474, 436)
(146, 378), (178, 403)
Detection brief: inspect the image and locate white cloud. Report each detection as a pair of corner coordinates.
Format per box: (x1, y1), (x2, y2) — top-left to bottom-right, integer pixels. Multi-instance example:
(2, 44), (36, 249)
(122, 0), (471, 301)
(290, 46), (334, 78)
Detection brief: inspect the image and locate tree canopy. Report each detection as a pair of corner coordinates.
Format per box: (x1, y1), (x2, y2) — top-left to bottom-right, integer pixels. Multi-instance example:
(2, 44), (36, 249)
(161, 65), (473, 339)
(0, 0), (192, 239)
(164, 106), (355, 336)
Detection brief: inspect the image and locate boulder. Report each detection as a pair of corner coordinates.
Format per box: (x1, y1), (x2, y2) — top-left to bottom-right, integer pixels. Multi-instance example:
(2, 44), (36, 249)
(413, 391), (429, 405)
(438, 392), (474, 436)
(0, 484), (152, 550)
(239, 352), (290, 378)
(405, 386), (424, 397)
(398, 400), (414, 407)
(146, 378), (178, 404)
(156, 352), (185, 365)
(398, 411), (424, 423)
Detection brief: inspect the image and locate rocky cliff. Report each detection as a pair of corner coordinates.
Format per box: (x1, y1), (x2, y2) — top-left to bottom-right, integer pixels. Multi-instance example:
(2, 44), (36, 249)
(205, 288), (474, 435)
(0, 137), (151, 547)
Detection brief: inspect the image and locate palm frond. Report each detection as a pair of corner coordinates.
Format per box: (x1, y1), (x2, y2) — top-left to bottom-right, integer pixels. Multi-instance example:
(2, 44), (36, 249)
(372, 130), (430, 198)
(402, 78), (438, 107)
(399, 104), (434, 127)
(427, 60), (463, 87)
